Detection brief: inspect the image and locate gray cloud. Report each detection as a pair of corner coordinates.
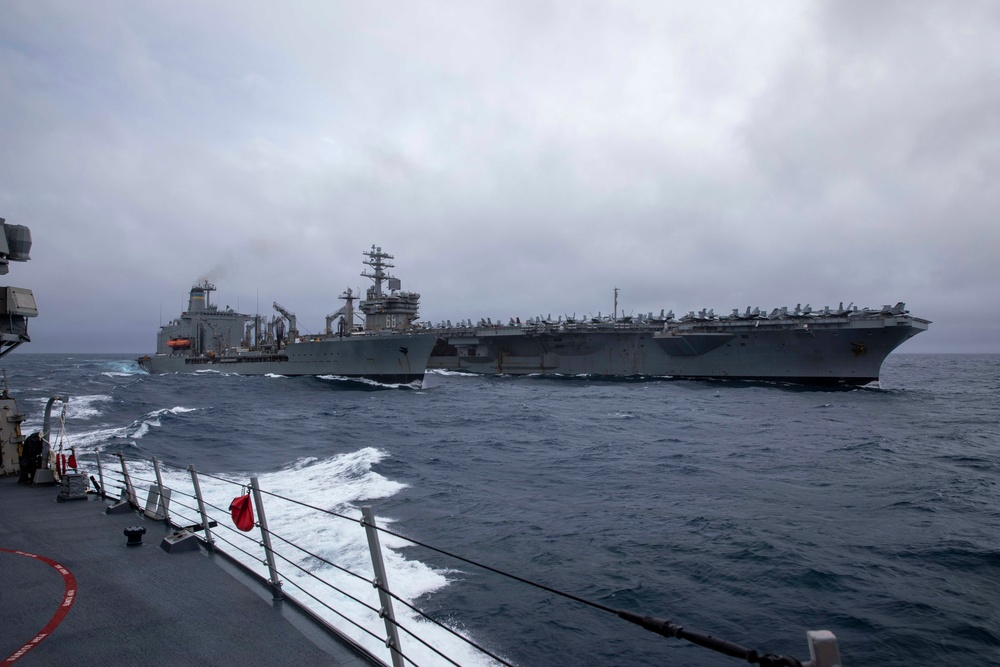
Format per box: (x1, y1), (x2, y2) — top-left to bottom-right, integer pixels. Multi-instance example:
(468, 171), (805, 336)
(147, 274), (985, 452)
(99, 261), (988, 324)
(2, 0), (997, 353)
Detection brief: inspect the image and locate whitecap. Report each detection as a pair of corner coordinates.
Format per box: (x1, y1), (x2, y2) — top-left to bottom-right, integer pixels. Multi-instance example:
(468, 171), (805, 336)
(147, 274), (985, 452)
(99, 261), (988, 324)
(317, 375), (421, 390)
(145, 448), (500, 667)
(28, 395), (112, 421)
(426, 369), (479, 377)
(100, 359), (145, 376)
(126, 406), (198, 439)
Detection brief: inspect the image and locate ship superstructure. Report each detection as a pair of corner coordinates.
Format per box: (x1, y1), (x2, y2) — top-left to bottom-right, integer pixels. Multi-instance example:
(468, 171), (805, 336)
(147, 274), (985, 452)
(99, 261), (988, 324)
(358, 246), (421, 333)
(0, 219), (35, 359)
(138, 249), (436, 382)
(0, 218), (33, 477)
(154, 281), (253, 357)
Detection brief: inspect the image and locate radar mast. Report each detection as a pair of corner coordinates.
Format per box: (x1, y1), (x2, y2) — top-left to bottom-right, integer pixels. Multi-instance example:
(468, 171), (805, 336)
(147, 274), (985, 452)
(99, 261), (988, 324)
(358, 245), (420, 332)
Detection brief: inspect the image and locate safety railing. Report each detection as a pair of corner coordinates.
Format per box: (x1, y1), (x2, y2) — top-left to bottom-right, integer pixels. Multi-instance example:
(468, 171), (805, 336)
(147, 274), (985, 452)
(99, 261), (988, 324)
(92, 449), (843, 667)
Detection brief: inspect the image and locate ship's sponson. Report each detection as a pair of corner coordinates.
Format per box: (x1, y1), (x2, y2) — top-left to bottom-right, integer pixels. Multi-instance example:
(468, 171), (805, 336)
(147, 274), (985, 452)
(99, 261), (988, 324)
(426, 303), (930, 385)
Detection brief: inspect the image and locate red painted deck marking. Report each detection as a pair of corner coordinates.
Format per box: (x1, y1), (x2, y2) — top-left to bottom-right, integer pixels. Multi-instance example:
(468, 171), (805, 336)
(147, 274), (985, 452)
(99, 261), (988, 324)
(0, 548), (78, 664)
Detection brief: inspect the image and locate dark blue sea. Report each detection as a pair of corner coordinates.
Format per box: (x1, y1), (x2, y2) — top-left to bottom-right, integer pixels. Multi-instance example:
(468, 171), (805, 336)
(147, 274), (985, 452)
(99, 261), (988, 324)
(4, 353), (998, 666)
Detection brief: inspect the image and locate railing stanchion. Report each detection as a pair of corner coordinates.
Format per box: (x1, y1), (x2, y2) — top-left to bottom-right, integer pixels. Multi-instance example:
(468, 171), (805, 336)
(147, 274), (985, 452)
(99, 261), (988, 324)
(151, 456), (171, 525)
(250, 476), (283, 600)
(118, 450), (137, 507)
(362, 506), (405, 667)
(189, 465), (215, 551)
(96, 452), (106, 499)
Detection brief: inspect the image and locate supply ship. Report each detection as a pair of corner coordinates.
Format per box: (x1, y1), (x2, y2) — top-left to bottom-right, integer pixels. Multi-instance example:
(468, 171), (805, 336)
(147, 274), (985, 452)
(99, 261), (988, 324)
(137, 246), (436, 383)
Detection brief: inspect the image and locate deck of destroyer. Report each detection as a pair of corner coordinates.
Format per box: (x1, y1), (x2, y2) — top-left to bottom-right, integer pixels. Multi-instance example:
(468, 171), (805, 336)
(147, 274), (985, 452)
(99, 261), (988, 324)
(0, 475), (374, 666)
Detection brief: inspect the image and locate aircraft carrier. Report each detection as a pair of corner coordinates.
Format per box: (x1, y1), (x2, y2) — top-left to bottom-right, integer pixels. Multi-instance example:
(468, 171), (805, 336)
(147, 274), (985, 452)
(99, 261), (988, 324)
(426, 302), (929, 385)
(317, 248), (929, 385)
(137, 246), (436, 383)
(333, 248), (929, 385)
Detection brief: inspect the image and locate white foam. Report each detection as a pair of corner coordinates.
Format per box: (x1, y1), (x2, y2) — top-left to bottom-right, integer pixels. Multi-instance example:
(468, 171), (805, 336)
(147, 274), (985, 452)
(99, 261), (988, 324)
(316, 375), (422, 390)
(72, 395), (113, 419)
(426, 369), (480, 377)
(25, 405), (201, 458)
(28, 395), (111, 421)
(100, 359), (145, 376)
(25, 425), (124, 455)
(129, 406), (198, 439)
(151, 449), (504, 667)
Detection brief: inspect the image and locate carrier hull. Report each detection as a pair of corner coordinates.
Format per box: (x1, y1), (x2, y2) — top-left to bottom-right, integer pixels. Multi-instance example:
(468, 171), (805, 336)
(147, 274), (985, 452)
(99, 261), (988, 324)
(428, 310), (929, 385)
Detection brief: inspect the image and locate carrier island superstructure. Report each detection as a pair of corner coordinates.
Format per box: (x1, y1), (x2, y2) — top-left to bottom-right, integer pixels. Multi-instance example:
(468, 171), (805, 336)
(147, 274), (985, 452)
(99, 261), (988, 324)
(137, 246), (436, 382)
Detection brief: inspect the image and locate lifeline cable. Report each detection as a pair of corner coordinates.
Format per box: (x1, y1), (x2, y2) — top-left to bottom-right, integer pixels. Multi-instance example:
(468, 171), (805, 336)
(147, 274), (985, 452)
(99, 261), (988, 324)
(365, 520), (806, 666)
(112, 452), (807, 665)
(262, 526), (509, 667)
(261, 485), (804, 664)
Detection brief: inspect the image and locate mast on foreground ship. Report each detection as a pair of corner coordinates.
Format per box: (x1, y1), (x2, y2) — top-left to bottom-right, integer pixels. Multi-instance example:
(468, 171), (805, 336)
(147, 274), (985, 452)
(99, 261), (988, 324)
(137, 246), (436, 382)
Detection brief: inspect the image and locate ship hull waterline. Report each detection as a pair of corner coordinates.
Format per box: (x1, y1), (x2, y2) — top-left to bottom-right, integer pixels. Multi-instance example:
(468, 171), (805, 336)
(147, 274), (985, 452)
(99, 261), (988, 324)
(139, 333), (437, 383)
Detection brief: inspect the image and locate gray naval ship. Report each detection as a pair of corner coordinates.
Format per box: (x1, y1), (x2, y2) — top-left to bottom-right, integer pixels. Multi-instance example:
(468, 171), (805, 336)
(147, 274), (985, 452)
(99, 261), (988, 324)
(429, 303), (930, 385)
(138, 246), (436, 382)
(328, 249), (930, 385)
(426, 298), (930, 386)
(327, 248), (929, 385)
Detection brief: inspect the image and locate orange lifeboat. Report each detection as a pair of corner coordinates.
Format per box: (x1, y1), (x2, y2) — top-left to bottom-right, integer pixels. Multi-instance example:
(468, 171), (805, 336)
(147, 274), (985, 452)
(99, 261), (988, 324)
(167, 338), (191, 349)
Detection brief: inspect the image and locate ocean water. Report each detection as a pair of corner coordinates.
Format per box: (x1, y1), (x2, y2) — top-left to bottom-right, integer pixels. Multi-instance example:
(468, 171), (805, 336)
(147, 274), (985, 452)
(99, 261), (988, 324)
(3, 353), (998, 666)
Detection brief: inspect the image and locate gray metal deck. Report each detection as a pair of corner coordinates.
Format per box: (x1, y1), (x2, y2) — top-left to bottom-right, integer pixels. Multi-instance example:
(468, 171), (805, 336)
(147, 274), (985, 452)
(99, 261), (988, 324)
(0, 475), (375, 666)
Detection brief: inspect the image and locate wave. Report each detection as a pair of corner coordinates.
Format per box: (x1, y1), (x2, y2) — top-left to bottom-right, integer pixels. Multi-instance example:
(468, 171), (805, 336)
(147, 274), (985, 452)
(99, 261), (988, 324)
(37, 405), (201, 454)
(143, 448), (498, 667)
(316, 375), (422, 390)
(35, 425), (124, 454)
(129, 406), (198, 440)
(426, 369), (480, 377)
(100, 359), (145, 376)
(26, 394), (112, 422)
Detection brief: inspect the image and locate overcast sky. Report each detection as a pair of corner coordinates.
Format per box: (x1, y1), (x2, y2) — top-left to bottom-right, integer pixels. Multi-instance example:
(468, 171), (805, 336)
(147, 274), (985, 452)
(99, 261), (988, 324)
(2, 1), (997, 353)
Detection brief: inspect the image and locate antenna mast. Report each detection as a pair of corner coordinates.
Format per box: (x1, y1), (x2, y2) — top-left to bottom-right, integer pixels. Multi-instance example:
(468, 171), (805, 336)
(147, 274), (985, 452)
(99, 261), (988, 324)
(362, 245), (395, 298)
